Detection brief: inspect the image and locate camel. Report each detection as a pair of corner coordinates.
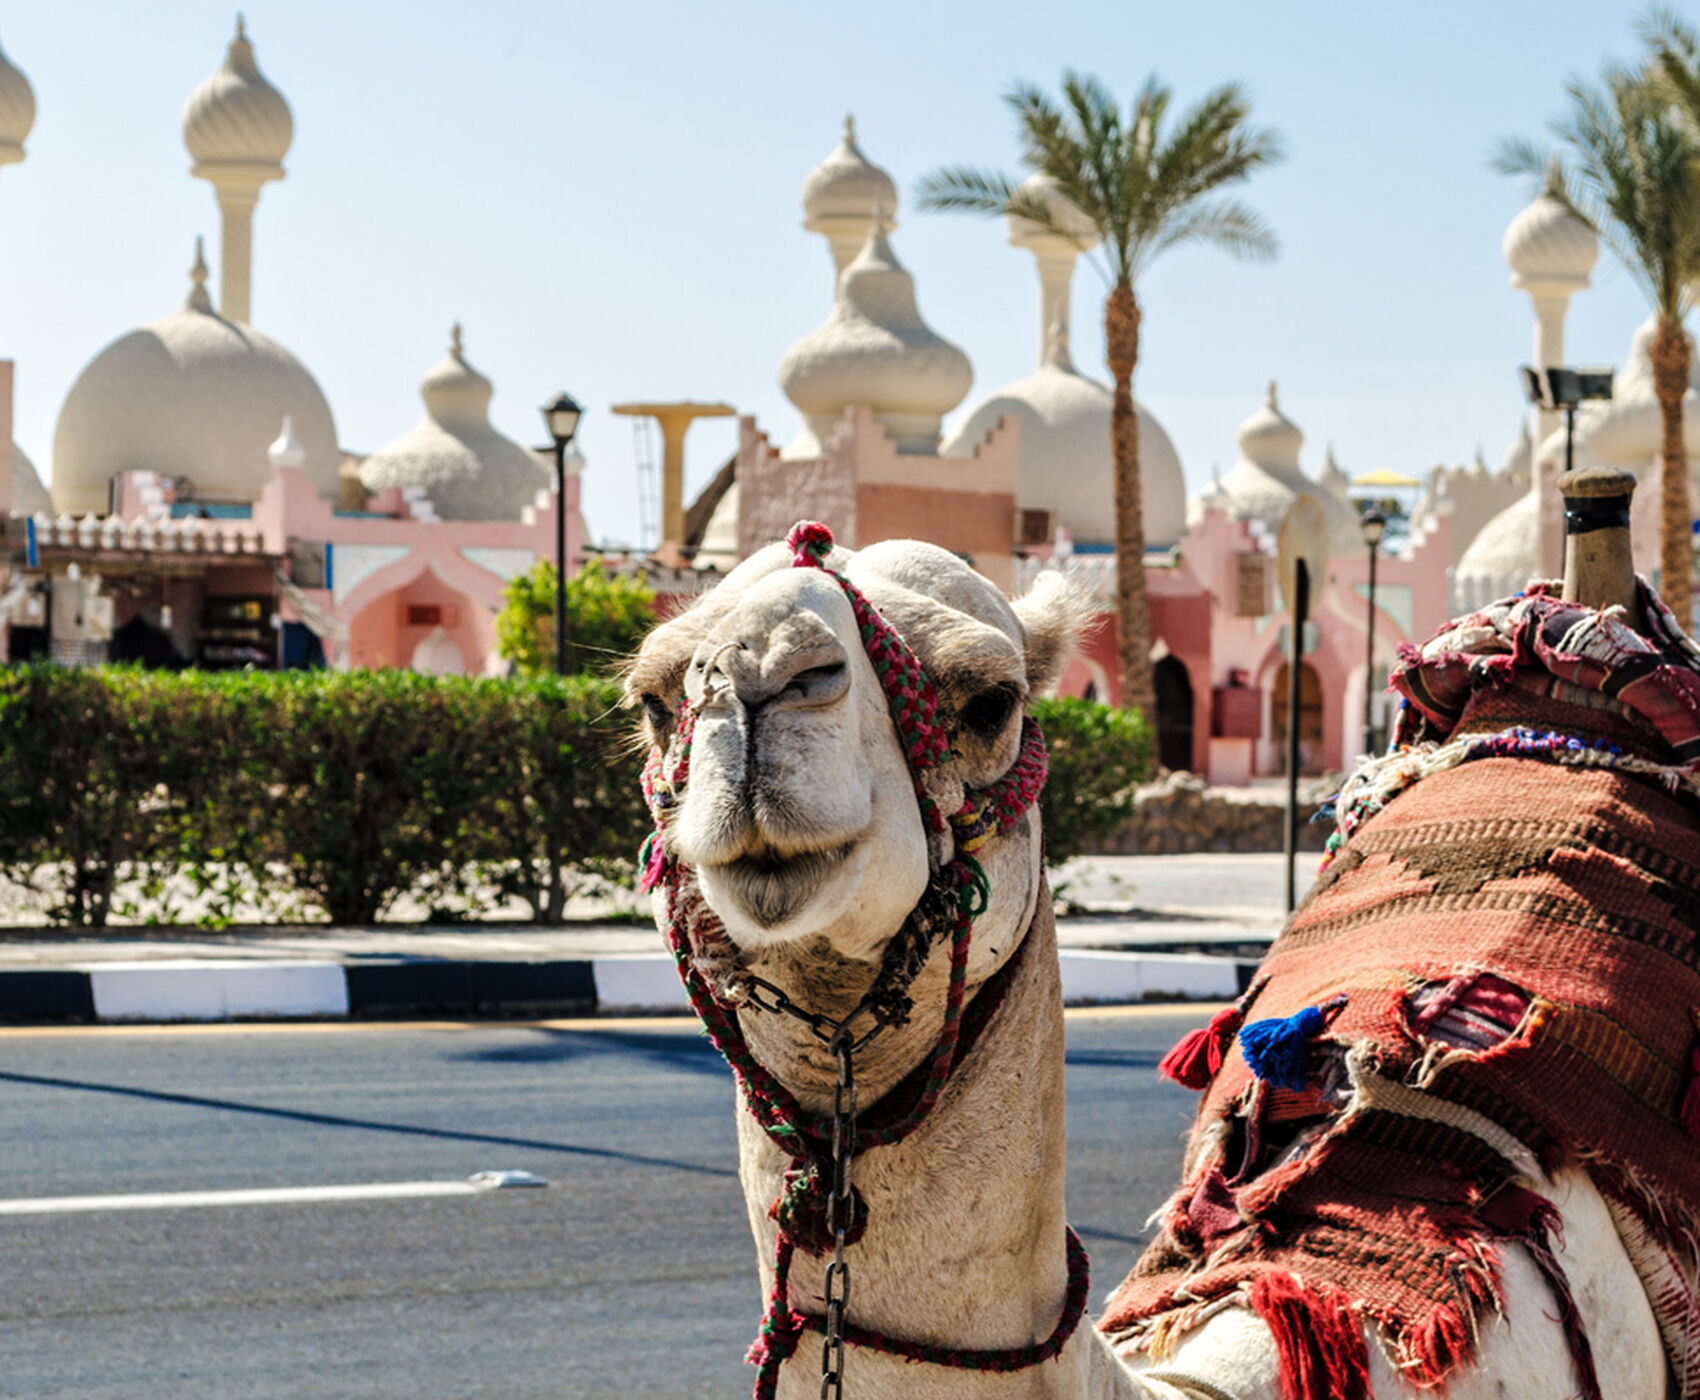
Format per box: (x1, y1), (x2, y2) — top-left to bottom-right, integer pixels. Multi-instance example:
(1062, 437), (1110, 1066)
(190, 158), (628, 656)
(627, 520), (1675, 1400)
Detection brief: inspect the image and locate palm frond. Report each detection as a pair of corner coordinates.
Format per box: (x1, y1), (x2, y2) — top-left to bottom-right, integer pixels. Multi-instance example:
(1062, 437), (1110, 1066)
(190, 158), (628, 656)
(1144, 199), (1279, 268)
(913, 165), (1021, 217)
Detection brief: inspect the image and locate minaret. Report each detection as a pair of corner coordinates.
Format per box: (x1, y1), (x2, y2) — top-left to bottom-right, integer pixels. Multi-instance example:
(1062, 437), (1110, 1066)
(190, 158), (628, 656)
(1006, 173), (1098, 370)
(0, 32), (36, 176)
(1503, 179), (1598, 577)
(1503, 180), (1598, 451)
(801, 116), (898, 276)
(182, 16), (293, 324)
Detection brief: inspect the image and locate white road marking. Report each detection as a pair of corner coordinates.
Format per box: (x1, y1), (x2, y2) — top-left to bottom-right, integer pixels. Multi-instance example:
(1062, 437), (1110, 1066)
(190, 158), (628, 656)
(0, 1172), (546, 1216)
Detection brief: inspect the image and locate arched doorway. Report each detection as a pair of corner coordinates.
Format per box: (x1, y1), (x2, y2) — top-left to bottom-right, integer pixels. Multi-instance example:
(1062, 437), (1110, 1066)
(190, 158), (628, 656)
(1270, 660), (1324, 775)
(1153, 655), (1194, 772)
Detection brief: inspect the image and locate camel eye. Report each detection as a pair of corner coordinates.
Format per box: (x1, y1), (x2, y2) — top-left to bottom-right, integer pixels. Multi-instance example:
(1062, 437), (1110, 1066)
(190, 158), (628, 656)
(960, 685), (1018, 737)
(642, 692), (673, 736)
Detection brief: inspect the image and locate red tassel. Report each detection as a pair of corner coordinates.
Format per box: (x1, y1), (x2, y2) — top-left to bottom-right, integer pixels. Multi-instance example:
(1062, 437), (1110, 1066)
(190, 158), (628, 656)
(1249, 1273), (1370, 1400)
(1682, 1008), (1700, 1138)
(1158, 1004), (1243, 1089)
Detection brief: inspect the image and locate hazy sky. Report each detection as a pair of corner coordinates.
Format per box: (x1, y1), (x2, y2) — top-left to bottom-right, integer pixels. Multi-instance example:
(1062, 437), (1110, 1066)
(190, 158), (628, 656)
(0, 1), (1673, 547)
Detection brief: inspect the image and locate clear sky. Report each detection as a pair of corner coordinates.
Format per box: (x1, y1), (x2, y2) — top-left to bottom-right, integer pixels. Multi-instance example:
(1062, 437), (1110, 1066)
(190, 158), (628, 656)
(0, 1), (1676, 548)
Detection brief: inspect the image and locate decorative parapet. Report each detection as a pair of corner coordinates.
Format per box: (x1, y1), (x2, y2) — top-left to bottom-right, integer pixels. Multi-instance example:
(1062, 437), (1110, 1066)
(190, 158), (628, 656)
(20, 511), (268, 557)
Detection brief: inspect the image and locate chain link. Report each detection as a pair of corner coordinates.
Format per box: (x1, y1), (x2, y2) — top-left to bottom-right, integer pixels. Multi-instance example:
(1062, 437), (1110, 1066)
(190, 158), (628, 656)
(820, 1029), (857, 1400)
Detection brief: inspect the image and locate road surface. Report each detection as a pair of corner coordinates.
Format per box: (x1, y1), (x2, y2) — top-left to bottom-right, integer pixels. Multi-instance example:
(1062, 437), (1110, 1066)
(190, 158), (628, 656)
(0, 1010), (1206, 1398)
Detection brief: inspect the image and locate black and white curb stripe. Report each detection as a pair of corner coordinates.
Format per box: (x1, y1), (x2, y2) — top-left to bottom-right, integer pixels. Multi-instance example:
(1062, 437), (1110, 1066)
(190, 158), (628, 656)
(0, 952), (1259, 1025)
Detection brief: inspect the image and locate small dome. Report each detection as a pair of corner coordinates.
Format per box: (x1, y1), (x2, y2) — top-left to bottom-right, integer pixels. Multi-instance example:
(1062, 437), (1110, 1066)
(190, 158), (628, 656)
(358, 324), (550, 522)
(1196, 381), (1362, 553)
(1236, 381), (1303, 472)
(1316, 443), (1352, 502)
(802, 115), (898, 233)
(778, 224), (973, 456)
(51, 241), (340, 515)
(11, 442), (49, 516)
(1007, 172), (1098, 251)
(182, 16), (293, 174)
(0, 33), (36, 168)
(1503, 193), (1597, 290)
(941, 363), (1185, 547)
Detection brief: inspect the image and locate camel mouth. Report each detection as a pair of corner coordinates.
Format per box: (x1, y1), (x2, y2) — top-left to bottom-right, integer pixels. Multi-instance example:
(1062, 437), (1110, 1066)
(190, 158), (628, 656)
(709, 841), (857, 928)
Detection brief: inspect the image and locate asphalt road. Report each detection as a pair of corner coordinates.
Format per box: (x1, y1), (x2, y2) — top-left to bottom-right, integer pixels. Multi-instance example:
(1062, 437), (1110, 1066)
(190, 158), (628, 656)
(0, 1011), (1206, 1399)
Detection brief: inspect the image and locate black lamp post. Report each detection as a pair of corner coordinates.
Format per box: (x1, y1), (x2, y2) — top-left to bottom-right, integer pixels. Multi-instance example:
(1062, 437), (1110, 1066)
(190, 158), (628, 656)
(1359, 506), (1386, 758)
(540, 392), (584, 677)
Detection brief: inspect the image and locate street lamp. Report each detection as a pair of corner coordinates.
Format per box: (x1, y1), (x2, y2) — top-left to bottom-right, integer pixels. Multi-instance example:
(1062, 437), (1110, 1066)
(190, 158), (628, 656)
(540, 392), (584, 677)
(1359, 505), (1386, 758)
(1520, 365), (1614, 474)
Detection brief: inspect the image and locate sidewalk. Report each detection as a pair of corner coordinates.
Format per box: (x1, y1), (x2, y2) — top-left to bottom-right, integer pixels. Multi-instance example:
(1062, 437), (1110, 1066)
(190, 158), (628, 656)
(0, 853), (1294, 1024)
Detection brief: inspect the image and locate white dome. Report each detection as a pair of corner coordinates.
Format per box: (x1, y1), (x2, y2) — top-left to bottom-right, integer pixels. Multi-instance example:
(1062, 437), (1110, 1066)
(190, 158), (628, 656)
(1315, 443), (1352, 502)
(1455, 486), (1541, 609)
(802, 116), (898, 233)
(778, 224), (972, 456)
(10, 442), (48, 516)
(941, 363), (1185, 547)
(0, 33), (35, 167)
(1503, 193), (1597, 290)
(358, 324), (549, 522)
(1195, 382), (1362, 553)
(1569, 316), (1700, 468)
(51, 243), (340, 515)
(182, 16), (292, 174)
(1007, 172), (1098, 251)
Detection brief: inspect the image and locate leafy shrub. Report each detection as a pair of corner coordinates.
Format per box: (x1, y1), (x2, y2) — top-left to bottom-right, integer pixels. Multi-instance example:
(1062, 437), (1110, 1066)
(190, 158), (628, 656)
(0, 668), (649, 927)
(494, 561), (657, 677)
(1029, 696), (1155, 866)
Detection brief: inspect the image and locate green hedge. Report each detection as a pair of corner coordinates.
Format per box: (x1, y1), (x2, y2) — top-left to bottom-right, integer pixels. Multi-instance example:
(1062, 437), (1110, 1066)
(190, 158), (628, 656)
(0, 668), (1149, 928)
(0, 666), (648, 927)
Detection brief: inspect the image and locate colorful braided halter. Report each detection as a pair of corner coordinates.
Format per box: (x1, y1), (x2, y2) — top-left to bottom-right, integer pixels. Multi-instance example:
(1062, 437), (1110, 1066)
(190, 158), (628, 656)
(638, 521), (1084, 1396)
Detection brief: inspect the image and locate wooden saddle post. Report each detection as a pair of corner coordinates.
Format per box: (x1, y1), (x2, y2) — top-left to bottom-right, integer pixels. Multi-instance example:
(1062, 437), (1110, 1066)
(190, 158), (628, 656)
(1559, 464), (1649, 633)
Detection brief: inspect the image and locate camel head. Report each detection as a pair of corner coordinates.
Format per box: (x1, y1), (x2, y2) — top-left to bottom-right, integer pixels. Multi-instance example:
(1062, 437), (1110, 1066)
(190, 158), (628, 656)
(628, 529), (1090, 968)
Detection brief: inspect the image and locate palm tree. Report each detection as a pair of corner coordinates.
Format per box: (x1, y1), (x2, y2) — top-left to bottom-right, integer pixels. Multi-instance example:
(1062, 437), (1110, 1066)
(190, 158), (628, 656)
(1497, 58), (1700, 619)
(917, 74), (1282, 717)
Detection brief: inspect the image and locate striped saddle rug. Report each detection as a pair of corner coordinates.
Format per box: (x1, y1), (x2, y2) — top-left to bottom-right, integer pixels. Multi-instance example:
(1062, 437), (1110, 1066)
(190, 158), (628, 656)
(1102, 582), (1700, 1400)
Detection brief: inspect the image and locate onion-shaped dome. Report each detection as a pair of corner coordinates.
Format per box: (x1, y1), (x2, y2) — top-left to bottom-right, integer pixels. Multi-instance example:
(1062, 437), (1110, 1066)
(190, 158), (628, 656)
(1194, 381), (1362, 552)
(358, 324), (550, 521)
(941, 363), (1185, 547)
(801, 116), (898, 272)
(1316, 443), (1352, 503)
(182, 16), (292, 177)
(778, 224), (972, 456)
(1006, 172), (1098, 252)
(1503, 193), (1597, 292)
(0, 34), (35, 169)
(51, 240), (341, 515)
(802, 115), (897, 232)
(10, 442), (49, 516)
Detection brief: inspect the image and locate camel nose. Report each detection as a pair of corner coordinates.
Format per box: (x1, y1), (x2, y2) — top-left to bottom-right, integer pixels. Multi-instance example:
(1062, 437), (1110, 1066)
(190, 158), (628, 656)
(693, 615), (852, 715)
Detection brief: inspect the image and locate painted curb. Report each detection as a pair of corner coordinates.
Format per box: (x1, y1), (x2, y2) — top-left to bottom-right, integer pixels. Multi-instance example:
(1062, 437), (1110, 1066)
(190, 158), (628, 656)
(0, 951), (1258, 1025)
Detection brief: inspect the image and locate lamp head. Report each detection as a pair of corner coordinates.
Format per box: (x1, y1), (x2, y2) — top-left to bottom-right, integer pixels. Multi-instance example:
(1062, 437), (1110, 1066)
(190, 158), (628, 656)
(1360, 506), (1387, 548)
(541, 392), (584, 447)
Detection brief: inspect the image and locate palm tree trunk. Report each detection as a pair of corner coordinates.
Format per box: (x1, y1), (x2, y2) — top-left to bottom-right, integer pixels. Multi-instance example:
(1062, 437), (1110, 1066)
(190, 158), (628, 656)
(1651, 314), (1693, 620)
(1106, 279), (1155, 718)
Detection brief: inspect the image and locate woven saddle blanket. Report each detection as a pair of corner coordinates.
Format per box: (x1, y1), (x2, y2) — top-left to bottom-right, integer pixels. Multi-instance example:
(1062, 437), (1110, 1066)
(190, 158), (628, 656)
(1102, 582), (1700, 1400)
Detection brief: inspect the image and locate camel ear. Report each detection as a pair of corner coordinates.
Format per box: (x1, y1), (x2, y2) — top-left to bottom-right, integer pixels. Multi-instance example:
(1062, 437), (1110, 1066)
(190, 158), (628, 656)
(1011, 571), (1095, 697)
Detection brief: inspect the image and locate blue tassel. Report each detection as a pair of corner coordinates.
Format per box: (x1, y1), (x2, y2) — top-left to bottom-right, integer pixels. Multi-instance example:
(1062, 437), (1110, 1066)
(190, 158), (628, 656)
(1238, 999), (1343, 1091)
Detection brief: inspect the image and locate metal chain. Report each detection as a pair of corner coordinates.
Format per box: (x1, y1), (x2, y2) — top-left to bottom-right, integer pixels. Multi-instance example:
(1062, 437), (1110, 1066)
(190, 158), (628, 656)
(820, 1028), (856, 1400)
